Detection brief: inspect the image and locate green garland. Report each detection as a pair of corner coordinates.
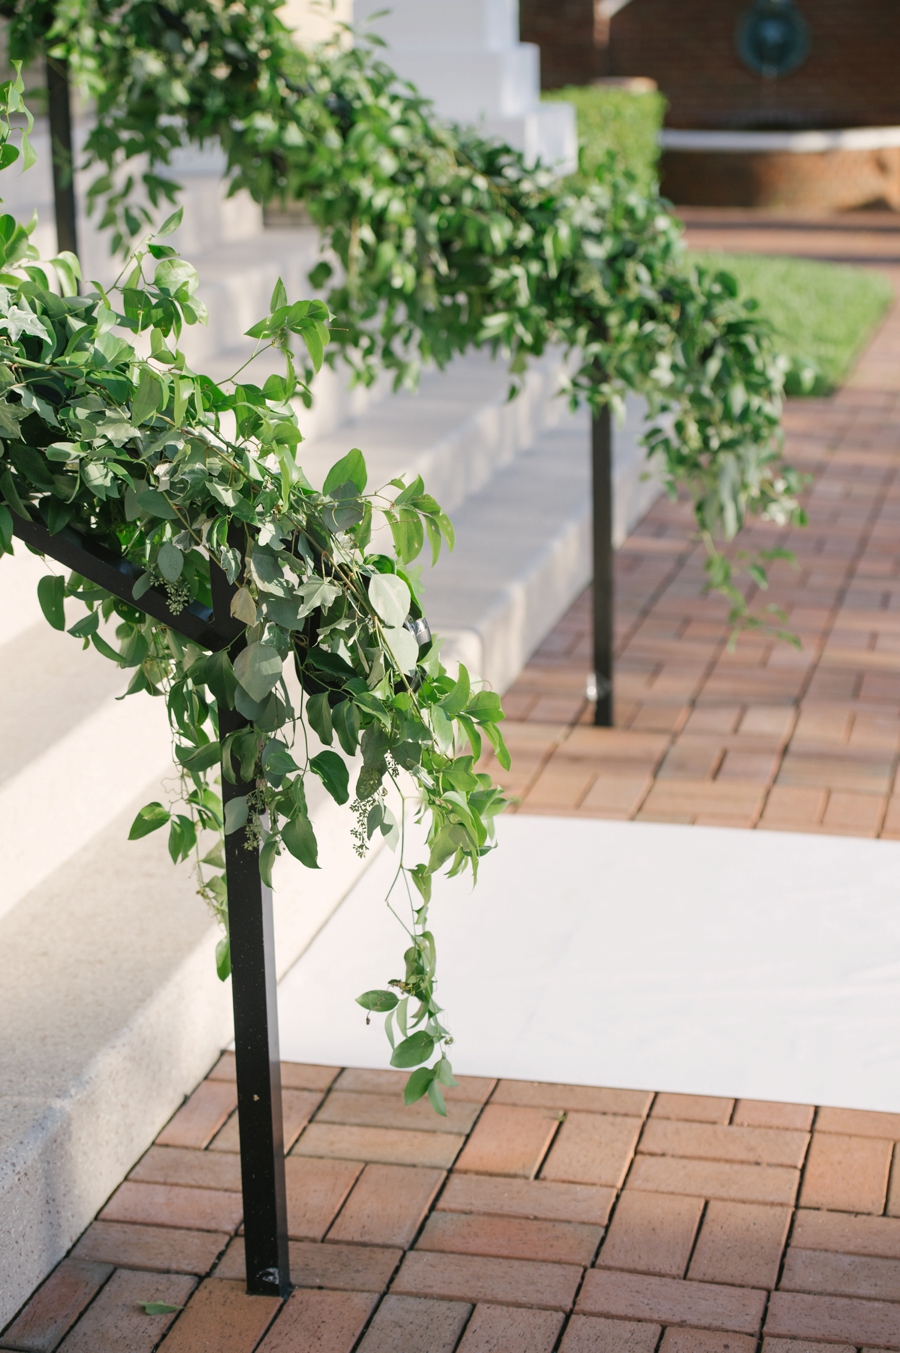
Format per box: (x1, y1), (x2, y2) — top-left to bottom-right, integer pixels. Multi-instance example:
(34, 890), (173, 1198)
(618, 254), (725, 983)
(0, 69), (508, 1113)
(3, 0), (808, 628)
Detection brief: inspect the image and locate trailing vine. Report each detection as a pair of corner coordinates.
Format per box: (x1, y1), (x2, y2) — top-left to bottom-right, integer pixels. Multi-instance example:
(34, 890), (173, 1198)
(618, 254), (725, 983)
(0, 70), (508, 1113)
(2, 0), (808, 629)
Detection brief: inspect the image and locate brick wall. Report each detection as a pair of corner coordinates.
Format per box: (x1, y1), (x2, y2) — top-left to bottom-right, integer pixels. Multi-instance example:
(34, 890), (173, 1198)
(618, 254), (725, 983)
(522, 0), (900, 129)
(520, 0), (606, 88)
(609, 0), (900, 129)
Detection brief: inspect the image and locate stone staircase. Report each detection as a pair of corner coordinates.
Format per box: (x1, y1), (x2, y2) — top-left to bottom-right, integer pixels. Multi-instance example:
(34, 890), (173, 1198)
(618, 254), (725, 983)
(0, 122), (661, 1324)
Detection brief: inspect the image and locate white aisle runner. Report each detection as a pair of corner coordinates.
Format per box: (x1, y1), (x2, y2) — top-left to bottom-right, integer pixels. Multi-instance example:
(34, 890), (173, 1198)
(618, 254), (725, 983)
(277, 815), (900, 1113)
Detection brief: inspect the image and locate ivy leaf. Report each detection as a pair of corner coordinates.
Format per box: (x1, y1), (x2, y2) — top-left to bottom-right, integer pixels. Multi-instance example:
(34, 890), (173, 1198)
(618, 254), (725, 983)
(323, 448), (367, 495)
(233, 642), (283, 703)
(306, 691), (333, 746)
(128, 802), (170, 840)
(390, 1031), (435, 1068)
(202, 650), (237, 710)
(282, 813), (319, 868)
(168, 814), (196, 863)
(383, 625), (419, 676)
(439, 665), (470, 717)
(224, 796), (249, 835)
(156, 206), (184, 238)
(261, 738), (298, 785)
(37, 574), (65, 630)
(136, 488), (177, 519)
(176, 742), (221, 774)
(331, 699), (361, 756)
(310, 750), (349, 805)
(132, 367), (163, 425)
(368, 572), (410, 629)
(356, 989), (399, 1012)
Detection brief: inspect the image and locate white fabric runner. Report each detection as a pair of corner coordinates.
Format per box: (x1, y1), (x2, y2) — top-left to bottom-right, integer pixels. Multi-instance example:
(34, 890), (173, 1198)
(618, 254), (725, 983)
(278, 814), (900, 1113)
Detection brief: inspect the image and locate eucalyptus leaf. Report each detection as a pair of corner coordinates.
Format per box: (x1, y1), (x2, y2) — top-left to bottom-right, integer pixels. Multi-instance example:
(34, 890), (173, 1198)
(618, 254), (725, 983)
(233, 642), (283, 703)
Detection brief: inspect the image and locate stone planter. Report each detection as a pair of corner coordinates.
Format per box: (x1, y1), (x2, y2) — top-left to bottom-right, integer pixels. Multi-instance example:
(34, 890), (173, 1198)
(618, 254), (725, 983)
(659, 126), (900, 212)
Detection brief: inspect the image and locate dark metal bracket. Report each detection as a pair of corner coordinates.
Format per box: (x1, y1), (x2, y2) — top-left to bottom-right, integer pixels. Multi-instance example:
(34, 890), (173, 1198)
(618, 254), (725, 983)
(12, 514), (291, 1298)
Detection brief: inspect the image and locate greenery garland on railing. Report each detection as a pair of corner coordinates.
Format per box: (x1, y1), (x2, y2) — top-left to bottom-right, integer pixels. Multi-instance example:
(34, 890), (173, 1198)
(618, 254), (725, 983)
(3, 0), (808, 630)
(0, 69), (508, 1113)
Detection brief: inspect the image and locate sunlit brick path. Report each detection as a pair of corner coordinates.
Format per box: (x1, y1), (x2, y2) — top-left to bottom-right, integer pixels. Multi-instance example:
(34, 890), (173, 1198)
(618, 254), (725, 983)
(496, 217), (900, 837)
(6, 1056), (900, 1351)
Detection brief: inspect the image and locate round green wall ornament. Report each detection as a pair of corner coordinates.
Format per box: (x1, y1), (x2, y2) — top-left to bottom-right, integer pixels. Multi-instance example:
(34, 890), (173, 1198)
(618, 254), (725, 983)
(737, 0), (810, 78)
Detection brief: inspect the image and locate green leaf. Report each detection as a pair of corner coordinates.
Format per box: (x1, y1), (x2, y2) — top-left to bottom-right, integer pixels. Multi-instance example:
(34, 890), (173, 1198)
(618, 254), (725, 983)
(323, 449), (367, 495)
(331, 699), (361, 756)
(390, 1031), (435, 1069)
(427, 1077), (447, 1116)
(466, 691), (504, 723)
(270, 276), (288, 312)
(37, 574), (65, 630)
(369, 572), (410, 629)
(157, 540), (183, 582)
(388, 509), (424, 563)
(282, 812), (319, 868)
(356, 989), (399, 1012)
(0, 502), (12, 551)
(168, 813), (196, 863)
(233, 642), (283, 703)
(261, 738), (298, 784)
(215, 936), (231, 981)
(156, 206), (184, 237)
(67, 610), (100, 639)
(440, 665), (470, 718)
(135, 488), (177, 519)
(259, 835), (278, 888)
(176, 741), (221, 774)
(128, 801), (170, 840)
(482, 720), (511, 772)
(310, 750), (350, 805)
(404, 1065), (436, 1104)
(140, 1302), (184, 1316)
(0, 468), (30, 519)
(224, 795), (249, 835)
(202, 650), (237, 710)
(132, 367), (163, 425)
(306, 691), (333, 746)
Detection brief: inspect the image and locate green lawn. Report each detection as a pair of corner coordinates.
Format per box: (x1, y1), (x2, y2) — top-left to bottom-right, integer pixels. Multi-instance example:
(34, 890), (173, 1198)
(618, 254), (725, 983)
(543, 84), (666, 194)
(692, 251), (894, 396)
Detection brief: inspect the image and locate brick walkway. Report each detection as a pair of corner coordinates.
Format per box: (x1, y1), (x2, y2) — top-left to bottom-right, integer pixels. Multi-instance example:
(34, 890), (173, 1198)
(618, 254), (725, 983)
(495, 216), (900, 837)
(6, 1056), (900, 1351)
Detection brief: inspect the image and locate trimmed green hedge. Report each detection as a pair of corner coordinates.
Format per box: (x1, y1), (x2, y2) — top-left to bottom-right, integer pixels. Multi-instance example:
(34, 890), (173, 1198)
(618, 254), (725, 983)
(693, 252), (894, 396)
(543, 83), (666, 192)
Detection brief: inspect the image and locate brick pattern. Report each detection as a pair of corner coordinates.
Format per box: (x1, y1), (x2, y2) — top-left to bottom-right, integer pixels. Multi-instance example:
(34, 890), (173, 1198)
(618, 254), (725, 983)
(9, 1060), (900, 1350)
(496, 220), (900, 849)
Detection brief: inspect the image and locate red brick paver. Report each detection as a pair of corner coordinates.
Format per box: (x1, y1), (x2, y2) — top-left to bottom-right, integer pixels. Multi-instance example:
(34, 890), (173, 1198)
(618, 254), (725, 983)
(495, 219), (900, 841)
(8, 1059), (900, 1350)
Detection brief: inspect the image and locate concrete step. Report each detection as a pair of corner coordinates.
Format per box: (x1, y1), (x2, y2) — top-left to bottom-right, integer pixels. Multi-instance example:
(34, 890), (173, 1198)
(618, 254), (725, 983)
(0, 568), (380, 1324)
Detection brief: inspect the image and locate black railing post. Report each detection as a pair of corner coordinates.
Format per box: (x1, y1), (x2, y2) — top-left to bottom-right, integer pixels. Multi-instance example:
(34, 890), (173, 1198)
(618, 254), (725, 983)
(45, 55), (79, 259)
(591, 405), (614, 727)
(11, 511), (292, 1300)
(210, 565), (290, 1299)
